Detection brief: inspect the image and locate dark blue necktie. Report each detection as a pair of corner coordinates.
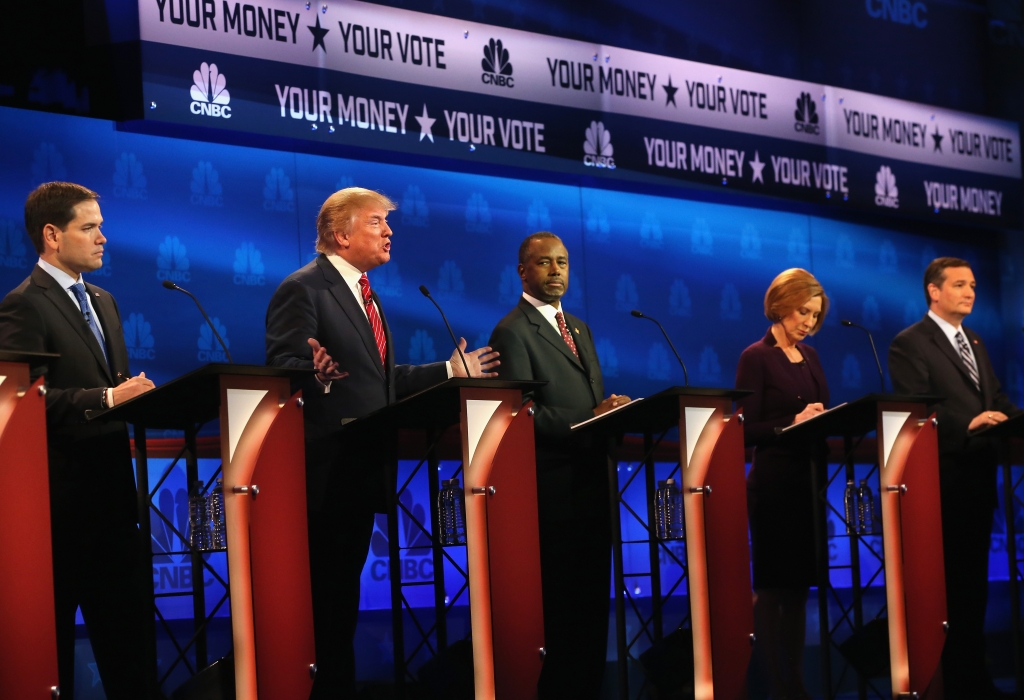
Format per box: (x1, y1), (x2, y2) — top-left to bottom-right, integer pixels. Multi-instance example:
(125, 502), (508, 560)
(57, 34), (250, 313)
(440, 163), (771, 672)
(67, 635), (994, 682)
(70, 282), (109, 368)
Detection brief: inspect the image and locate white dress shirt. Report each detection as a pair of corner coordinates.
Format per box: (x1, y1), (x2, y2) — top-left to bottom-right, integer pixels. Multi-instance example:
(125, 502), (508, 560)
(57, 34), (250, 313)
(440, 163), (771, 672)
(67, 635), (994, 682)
(928, 309), (978, 368)
(319, 255), (451, 393)
(522, 292), (564, 333)
(37, 258), (105, 343)
(37, 258), (115, 406)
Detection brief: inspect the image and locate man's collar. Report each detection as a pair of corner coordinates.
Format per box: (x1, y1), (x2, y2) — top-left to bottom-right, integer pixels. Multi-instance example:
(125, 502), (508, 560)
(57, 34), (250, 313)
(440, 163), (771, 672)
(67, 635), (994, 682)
(326, 253), (365, 286)
(522, 292), (561, 312)
(37, 258), (82, 290)
(927, 309), (964, 338)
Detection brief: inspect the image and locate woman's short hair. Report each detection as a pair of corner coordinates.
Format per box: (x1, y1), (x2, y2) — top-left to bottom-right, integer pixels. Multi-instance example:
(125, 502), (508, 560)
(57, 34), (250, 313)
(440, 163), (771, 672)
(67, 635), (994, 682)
(763, 268), (829, 334)
(315, 187), (396, 254)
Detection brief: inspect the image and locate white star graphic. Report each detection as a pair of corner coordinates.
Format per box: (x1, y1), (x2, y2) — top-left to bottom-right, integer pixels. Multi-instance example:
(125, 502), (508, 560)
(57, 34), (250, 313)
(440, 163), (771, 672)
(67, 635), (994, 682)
(414, 104), (436, 143)
(750, 151), (766, 184)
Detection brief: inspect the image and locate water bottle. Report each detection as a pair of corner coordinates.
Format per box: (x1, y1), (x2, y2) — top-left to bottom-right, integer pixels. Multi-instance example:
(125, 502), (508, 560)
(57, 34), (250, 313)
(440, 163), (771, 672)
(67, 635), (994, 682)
(437, 478), (467, 546)
(857, 479), (876, 535)
(209, 479), (226, 551)
(654, 479), (684, 540)
(188, 480), (211, 552)
(843, 480), (857, 535)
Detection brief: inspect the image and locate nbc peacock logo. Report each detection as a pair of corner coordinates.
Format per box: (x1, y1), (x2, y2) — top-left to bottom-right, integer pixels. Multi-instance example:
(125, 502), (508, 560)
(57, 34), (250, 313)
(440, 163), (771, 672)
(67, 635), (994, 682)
(189, 63), (232, 119)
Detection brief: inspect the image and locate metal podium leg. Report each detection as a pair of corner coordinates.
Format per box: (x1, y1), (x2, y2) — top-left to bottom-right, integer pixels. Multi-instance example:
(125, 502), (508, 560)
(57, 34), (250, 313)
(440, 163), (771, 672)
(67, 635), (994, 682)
(811, 455), (833, 700)
(184, 425), (207, 670)
(1005, 460), (1023, 696)
(609, 445), (629, 700)
(426, 433), (448, 654)
(135, 427), (160, 699)
(844, 437), (867, 700)
(644, 433), (663, 643)
(388, 453), (406, 695)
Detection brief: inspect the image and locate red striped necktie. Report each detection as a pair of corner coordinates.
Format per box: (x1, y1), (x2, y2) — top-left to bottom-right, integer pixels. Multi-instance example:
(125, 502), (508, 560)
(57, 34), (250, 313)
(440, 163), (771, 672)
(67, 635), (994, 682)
(358, 274), (387, 366)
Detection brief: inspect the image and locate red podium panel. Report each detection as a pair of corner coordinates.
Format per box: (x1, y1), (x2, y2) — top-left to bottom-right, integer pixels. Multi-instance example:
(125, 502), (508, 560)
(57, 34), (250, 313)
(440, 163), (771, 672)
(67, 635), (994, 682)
(461, 391), (544, 699)
(678, 396), (754, 700)
(90, 364), (314, 700)
(0, 360), (59, 700)
(340, 378), (544, 700)
(877, 404), (945, 699)
(218, 375), (315, 700)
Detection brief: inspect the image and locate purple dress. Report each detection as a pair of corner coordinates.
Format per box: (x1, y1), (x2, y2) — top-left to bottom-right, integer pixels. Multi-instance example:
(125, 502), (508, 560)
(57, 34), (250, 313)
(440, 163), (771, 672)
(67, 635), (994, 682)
(735, 329), (830, 590)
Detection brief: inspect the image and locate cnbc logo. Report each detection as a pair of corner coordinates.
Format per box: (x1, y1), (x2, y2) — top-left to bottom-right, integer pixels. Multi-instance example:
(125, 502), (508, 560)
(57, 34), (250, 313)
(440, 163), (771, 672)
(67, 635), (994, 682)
(481, 39), (514, 88)
(794, 92), (820, 135)
(583, 121), (615, 169)
(156, 235), (191, 283)
(190, 63), (232, 119)
(874, 165), (900, 208)
(124, 313), (156, 361)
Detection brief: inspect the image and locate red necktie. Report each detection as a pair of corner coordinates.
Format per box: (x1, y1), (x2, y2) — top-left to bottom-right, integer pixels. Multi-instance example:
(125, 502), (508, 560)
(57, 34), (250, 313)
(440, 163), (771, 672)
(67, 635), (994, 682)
(555, 311), (579, 359)
(358, 274), (387, 366)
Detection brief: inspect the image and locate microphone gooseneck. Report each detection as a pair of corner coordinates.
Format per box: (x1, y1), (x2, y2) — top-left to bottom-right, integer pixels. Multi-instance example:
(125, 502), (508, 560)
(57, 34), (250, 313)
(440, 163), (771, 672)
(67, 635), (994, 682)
(631, 309), (688, 386)
(841, 319), (884, 393)
(419, 285), (471, 378)
(161, 280), (234, 363)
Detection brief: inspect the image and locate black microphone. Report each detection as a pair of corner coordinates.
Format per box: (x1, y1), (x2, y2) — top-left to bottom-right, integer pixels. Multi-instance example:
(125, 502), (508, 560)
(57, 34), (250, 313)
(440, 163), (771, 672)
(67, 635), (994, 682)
(162, 280), (233, 363)
(630, 310), (688, 386)
(841, 319), (884, 392)
(419, 285), (470, 378)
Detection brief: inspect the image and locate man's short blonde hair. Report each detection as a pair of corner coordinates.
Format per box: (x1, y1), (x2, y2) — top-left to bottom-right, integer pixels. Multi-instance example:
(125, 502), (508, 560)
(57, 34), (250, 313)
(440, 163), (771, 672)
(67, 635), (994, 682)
(763, 268), (829, 334)
(315, 187), (396, 254)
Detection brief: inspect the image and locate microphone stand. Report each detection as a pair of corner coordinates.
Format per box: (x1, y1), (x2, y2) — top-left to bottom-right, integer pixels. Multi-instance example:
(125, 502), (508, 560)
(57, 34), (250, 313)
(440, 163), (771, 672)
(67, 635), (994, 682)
(419, 285), (471, 378)
(162, 280), (233, 363)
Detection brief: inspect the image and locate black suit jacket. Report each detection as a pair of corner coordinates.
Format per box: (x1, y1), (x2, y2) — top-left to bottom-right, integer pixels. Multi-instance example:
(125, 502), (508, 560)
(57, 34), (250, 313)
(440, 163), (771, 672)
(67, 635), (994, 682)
(889, 314), (1016, 457)
(265, 255), (448, 509)
(488, 298), (605, 520)
(0, 265), (135, 526)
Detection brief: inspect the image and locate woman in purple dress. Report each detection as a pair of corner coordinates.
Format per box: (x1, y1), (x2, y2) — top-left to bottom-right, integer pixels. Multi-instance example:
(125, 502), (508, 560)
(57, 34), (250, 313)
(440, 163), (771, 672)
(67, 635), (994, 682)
(736, 269), (830, 700)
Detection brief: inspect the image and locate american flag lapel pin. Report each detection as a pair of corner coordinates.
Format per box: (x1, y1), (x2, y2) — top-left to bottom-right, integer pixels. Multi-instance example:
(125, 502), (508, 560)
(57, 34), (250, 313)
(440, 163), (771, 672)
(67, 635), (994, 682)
(973, 339), (979, 344)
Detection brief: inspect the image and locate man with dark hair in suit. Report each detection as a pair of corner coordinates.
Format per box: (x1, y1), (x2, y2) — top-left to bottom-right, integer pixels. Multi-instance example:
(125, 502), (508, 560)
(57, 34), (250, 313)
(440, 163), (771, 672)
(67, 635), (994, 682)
(488, 231), (630, 699)
(0, 182), (155, 700)
(265, 187), (498, 699)
(889, 256), (1017, 699)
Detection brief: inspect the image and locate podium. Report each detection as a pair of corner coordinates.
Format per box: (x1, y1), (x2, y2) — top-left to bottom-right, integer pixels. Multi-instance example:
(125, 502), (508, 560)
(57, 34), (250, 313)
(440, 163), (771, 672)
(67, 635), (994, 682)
(338, 378), (545, 700)
(571, 386), (754, 700)
(777, 394), (945, 700)
(89, 364), (315, 700)
(0, 351), (60, 700)
(972, 413), (1024, 696)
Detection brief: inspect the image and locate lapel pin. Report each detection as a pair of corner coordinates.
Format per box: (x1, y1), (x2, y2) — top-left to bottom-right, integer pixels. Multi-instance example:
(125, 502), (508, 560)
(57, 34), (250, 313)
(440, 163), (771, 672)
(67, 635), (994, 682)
(574, 327), (580, 334)
(973, 339), (978, 344)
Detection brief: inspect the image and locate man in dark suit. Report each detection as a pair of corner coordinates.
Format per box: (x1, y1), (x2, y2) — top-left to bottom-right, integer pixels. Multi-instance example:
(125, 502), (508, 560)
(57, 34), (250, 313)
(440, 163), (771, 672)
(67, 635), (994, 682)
(265, 187), (498, 699)
(488, 232), (629, 699)
(0, 182), (155, 700)
(889, 257), (1016, 699)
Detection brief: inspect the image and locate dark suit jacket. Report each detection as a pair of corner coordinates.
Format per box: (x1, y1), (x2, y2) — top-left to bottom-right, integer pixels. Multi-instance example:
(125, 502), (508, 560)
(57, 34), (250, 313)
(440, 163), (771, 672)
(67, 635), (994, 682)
(889, 314), (1016, 457)
(0, 265), (135, 527)
(265, 255), (448, 510)
(488, 297), (605, 520)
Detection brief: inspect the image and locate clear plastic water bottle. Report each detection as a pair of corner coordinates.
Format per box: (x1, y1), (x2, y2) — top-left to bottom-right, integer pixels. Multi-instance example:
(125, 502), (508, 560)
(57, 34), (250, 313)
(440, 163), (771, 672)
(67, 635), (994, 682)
(843, 480), (857, 535)
(857, 479), (875, 535)
(654, 479), (684, 540)
(209, 479), (226, 551)
(438, 478), (467, 546)
(188, 480), (211, 552)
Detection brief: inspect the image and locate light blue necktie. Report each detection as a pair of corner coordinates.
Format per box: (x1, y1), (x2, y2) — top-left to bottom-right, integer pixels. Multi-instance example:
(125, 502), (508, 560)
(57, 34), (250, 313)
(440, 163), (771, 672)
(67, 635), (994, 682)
(69, 282), (109, 368)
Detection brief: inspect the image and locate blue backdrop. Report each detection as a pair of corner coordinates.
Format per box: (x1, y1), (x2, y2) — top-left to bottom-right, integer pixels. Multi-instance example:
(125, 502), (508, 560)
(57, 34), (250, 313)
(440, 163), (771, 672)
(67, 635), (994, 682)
(1, 104), (1022, 621)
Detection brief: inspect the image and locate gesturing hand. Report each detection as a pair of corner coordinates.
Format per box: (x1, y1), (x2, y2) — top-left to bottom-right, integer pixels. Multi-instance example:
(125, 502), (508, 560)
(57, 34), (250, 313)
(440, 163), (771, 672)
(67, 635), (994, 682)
(449, 338), (501, 378)
(308, 338), (348, 382)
